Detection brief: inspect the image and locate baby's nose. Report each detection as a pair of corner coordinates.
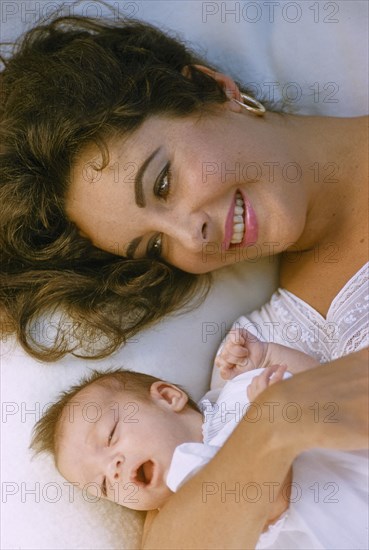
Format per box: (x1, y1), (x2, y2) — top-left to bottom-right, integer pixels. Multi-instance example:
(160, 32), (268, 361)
(108, 455), (124, 483)
(113, 458), (123, 480)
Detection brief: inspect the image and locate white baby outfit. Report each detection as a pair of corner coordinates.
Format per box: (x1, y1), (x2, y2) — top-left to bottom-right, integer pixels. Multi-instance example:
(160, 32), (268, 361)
(166, 262), (369, 549)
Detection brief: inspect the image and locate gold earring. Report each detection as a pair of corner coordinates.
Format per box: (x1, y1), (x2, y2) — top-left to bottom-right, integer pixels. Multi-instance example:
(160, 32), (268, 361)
(233, 93), (266, 116)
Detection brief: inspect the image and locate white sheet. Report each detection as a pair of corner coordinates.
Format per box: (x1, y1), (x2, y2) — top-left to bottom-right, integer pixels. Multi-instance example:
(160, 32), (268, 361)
(1, 1), (368, 548)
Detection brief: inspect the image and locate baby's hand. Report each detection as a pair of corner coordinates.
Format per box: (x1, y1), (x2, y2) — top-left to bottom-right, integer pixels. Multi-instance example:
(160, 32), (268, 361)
(215, 328), (268, 380)
(247, 364), (287, 402)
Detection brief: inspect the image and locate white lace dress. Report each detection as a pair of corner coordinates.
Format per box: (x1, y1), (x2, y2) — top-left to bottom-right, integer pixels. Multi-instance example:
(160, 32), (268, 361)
(233, 261), (369, 549)
(167, 262), (369, 549)
(245, 261), (369, 361)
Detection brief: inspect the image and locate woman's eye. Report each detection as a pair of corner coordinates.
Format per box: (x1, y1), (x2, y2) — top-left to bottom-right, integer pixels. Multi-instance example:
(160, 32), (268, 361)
(154, 162), (171, 199)
(146, 234), (162, 259)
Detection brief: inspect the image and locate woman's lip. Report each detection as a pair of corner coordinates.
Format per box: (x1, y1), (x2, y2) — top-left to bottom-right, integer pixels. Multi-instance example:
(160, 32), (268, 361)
(223, 190), (258, 249)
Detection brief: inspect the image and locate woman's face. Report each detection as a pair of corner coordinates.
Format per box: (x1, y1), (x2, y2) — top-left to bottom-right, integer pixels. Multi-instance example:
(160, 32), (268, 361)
(66, 103), (308, 273)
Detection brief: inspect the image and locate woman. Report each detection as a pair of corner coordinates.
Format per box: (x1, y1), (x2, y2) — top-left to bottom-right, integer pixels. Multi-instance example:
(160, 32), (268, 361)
(1, 15), (368, 549)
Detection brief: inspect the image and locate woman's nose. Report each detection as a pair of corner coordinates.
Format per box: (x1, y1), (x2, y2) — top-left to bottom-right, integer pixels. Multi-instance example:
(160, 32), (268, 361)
(163, 210), (210, 252)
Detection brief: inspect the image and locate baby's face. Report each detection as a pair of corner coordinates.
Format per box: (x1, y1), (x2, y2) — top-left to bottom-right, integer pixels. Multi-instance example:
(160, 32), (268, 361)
(56, 380), (202, 510)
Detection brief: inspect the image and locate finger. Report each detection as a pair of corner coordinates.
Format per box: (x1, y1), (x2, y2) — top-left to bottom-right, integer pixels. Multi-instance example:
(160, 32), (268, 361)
(216, 356), (241, 379)
(218, 347), (250, 371)
(247, 375), (267, 400)
(221, 343), (249, 360)
(221, 352), (250, 369)
(215, 356), (233, 371)
(247, 381), (259, 401)
(220, 366), (235, 380)
(247, 374), (264, 395)
(238, 327), (261, 346)
(269, 364), (288, 385)
(227, 329), (247, 346)
(258, 365), (276, 383)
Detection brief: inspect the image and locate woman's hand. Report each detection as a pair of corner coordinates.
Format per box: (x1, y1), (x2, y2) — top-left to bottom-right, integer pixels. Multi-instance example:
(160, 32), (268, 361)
(143, 348), (368, 550)
(274, 347), (369, 455)
(247, 364), (287, 402)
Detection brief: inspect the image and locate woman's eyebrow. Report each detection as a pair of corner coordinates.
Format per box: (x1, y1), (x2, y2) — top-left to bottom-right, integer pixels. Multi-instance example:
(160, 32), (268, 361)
(134, 146), (161, 208)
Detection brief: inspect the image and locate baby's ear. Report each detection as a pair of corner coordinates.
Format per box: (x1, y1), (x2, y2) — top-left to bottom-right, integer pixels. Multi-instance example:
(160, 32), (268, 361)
(150, 381), (188, 412)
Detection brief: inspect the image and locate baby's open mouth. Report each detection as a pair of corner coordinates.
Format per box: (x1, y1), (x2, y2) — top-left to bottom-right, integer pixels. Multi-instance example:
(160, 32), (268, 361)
(135, 460), (154, 486)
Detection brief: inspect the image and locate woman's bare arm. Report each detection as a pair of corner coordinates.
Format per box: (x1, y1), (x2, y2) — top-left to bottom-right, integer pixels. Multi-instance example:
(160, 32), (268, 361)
(143, 348), (368, 550)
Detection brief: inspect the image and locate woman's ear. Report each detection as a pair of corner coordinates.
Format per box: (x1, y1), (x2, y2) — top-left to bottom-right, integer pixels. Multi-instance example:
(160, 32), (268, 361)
(181, 64), (243, 112)
(150, 381), (188, 412)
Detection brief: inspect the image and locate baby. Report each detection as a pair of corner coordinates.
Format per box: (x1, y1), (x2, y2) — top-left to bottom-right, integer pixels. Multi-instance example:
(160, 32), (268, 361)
(30, 329), (317, 520)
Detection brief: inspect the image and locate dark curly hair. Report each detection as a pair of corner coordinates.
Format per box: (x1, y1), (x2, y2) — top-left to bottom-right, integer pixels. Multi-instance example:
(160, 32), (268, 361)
(0, 13), (281, 361)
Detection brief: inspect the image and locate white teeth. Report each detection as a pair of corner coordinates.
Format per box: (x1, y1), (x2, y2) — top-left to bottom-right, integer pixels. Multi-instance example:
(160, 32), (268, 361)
(231, 193), (245, 244)
(231, 234), (243, 243)
(233, 223), (244, 232)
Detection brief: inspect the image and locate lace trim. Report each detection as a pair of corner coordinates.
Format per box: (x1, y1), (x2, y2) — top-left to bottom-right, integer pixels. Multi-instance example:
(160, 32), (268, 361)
(269, 293), (331, 361)
(330, 262), (369, 316)
(264, 262), (369, 362)
(341, 326), (369, 357)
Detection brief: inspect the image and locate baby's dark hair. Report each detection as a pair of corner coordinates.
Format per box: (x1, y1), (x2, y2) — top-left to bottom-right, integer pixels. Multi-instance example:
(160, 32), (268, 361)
(30, 368), (199, 462)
